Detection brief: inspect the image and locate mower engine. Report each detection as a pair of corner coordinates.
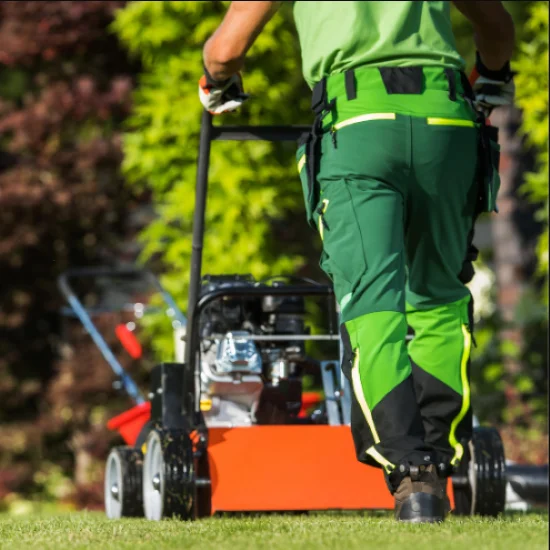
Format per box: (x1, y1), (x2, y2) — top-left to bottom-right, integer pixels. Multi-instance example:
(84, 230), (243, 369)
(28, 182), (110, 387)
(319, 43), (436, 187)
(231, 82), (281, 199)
(198, 275), (307, 427)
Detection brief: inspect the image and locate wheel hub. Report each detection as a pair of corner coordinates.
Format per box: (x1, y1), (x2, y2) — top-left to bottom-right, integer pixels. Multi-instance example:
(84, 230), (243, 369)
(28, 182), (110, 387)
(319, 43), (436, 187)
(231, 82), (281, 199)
(152, 474), (161, 492)
(110, 483), (120, 501)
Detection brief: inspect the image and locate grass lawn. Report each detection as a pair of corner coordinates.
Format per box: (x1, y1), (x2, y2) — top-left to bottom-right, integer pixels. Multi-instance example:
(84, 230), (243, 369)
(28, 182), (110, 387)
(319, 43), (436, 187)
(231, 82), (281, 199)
(0, 511), (548, 550)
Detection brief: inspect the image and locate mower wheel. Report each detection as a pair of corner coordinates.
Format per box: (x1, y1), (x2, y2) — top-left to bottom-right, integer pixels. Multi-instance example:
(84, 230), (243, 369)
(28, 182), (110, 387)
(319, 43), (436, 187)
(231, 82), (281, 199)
(142, 428), (195, 521)
(104, 446), (144, 519)
(452, 426), (507, 516)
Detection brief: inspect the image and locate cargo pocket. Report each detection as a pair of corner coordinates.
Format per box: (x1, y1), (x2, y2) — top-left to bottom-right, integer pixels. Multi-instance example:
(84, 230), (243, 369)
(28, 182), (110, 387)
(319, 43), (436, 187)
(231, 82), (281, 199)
(478, 125), (501, 213)
(315, 179), (367, 293)
(296, 139), (319, 228)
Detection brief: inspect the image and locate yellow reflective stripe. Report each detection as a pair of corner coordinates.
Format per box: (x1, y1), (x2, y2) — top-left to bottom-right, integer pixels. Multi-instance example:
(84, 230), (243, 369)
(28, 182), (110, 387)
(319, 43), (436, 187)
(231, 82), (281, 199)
(366, 446), (395, 474)
(427, 117), (476, 128)
(350, 348), (380, 443)
(318, 199), (329, 241)
(331, 114), (474, 132)
(350, 348), (395, 472)
(333, 112), (396, 131)
(449, 325), (473, 466)
(340, 292), (352, 312)
(297, 154), (306, 173)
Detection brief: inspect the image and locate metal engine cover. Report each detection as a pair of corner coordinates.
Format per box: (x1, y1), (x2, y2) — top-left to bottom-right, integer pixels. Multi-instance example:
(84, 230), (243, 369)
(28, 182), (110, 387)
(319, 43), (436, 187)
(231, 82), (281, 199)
(215, 331), (262, 374)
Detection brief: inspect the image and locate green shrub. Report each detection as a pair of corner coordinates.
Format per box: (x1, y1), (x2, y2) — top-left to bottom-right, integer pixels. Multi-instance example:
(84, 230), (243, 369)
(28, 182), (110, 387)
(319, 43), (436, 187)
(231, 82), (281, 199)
(514, 1), (549, 303)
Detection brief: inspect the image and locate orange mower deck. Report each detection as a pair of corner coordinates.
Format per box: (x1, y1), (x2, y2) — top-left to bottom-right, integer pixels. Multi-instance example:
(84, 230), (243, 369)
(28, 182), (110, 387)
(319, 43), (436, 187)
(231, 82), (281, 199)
(108, 405), (454, 514)
(206, 425), (454, 513)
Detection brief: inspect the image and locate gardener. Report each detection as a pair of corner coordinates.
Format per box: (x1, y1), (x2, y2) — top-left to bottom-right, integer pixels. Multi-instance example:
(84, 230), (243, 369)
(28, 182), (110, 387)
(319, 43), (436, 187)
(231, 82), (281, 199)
(200, 1), (515, 523)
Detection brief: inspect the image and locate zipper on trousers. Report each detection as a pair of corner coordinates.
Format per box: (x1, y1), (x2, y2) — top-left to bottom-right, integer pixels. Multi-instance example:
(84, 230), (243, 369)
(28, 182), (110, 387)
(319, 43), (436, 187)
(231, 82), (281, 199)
(317, 205), (329, 229)
(330, 126), (337, 148)
(317, 199), (329, 240)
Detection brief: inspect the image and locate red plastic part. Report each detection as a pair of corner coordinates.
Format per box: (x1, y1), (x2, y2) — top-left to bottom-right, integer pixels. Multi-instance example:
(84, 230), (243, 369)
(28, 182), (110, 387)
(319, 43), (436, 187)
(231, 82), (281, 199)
(107, 401), (151, 446)
(298, 391), (323, 418)
(107, 393), (324, 444)
(115, 323), (143, 360)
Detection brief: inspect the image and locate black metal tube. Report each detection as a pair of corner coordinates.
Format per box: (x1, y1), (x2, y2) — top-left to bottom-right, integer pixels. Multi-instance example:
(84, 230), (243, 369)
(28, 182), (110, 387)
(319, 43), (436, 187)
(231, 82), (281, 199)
(186, 284), (334, 418)
(451, 464), (549, 506)
(212, 125), (311, 142)
(194, 284), (334, 314)
(190, 285), (334, 357)
(506, 464), (548, 505)
(184, 110), (213, 415)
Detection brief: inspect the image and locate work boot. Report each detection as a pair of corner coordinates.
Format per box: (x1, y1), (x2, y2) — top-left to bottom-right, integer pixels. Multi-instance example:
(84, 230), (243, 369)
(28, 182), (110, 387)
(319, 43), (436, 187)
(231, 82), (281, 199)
(394, 464), (446, 523)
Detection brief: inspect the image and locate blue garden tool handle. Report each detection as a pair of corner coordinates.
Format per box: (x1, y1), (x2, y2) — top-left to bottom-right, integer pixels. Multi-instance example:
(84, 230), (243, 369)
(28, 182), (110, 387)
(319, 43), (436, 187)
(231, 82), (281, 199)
(58, 267), (188, 405)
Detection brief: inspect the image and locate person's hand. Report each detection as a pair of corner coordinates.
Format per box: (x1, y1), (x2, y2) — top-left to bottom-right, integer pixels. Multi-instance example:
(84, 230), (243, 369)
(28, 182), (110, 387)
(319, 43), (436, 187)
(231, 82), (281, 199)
(469, 52), (515, 117)
(198, 70), (249, 115)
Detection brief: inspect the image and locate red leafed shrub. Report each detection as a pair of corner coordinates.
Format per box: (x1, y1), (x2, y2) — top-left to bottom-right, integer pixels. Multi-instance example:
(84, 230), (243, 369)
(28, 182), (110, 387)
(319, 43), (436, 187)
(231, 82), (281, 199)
(0, 1), (144, 505)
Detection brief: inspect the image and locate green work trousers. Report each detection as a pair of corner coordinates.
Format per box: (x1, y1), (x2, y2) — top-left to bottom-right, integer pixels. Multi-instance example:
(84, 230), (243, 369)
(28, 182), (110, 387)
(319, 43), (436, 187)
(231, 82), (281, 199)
(299, 112), (479, 479)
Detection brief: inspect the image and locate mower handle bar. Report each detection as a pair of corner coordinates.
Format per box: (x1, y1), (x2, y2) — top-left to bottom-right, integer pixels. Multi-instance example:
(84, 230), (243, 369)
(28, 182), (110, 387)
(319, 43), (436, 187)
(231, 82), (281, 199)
(58, 266), (186, 325)
(184, 110), (321, 412)
(203, 334), (340, 342)
(202, 333), (414, 343)
(211, 125), (310, 142)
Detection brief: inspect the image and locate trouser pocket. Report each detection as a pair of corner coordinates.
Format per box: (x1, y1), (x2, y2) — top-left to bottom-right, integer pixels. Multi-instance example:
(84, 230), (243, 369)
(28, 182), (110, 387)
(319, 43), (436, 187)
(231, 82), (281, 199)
(296, 139), (320, 228)
(478, 125), (501, 213)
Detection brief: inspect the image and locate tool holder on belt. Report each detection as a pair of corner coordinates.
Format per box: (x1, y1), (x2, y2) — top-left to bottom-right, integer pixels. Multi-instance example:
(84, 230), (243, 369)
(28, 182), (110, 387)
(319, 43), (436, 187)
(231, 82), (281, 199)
(301, 79), (335, 202)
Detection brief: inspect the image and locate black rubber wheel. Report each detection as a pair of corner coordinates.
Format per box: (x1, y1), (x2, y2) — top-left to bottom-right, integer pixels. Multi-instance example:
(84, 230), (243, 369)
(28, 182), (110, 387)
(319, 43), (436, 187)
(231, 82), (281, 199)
(142, 428), (196, 521)
(104, 446), (144, 518)
(453, 426), (507, 516)
(194, 451), (212, 519)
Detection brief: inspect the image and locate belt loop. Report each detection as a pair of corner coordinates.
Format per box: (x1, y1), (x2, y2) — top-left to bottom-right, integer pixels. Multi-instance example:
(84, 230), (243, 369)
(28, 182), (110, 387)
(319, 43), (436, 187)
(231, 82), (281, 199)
(345, 70), (357, 101)
(459, 71), (475, 101)
(311, 77), (328, 115)
(445, 68), (457, 101)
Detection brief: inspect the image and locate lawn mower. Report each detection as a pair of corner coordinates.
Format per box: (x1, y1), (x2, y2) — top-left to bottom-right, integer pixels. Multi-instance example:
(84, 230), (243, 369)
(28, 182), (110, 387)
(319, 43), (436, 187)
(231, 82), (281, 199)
(59, 110), (547, 521)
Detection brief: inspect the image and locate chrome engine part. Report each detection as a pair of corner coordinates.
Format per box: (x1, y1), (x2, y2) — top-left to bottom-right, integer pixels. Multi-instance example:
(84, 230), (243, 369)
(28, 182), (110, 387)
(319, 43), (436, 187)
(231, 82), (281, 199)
(214, 331), (262, 374)
(200, 332), (264, 427)
(198, 275), (309, 427)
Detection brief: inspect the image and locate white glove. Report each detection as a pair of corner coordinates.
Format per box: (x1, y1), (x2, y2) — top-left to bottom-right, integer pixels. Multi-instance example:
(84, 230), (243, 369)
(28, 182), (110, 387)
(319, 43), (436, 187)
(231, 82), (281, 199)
(198, 71), (249, 115)
(470, 53), (515, 117)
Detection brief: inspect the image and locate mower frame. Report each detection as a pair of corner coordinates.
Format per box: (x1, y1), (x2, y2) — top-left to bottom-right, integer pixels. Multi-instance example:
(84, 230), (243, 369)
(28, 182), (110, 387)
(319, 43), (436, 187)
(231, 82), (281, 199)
(182, 111), (317, 424)
(58, 266), (187, 405)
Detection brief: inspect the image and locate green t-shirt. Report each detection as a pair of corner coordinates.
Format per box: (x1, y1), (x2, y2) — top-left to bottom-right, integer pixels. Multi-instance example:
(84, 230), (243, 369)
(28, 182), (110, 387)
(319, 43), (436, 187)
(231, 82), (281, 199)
(293, 1), (464, 89)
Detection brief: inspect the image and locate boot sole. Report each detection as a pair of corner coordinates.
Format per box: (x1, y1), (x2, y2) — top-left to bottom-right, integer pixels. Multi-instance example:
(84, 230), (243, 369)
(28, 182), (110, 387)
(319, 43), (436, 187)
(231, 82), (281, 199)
(397, 492), (445, 523)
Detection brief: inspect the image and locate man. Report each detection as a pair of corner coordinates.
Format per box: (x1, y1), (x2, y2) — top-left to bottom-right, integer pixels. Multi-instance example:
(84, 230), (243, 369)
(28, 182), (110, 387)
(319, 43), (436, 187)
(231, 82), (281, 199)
(200, 1), (515, 523)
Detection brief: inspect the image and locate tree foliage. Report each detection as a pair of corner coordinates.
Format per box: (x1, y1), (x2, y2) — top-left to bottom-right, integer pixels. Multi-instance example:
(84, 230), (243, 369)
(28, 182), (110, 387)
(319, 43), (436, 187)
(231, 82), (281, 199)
(0, 0), (140, 505)
(513, 1), (549, 302)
